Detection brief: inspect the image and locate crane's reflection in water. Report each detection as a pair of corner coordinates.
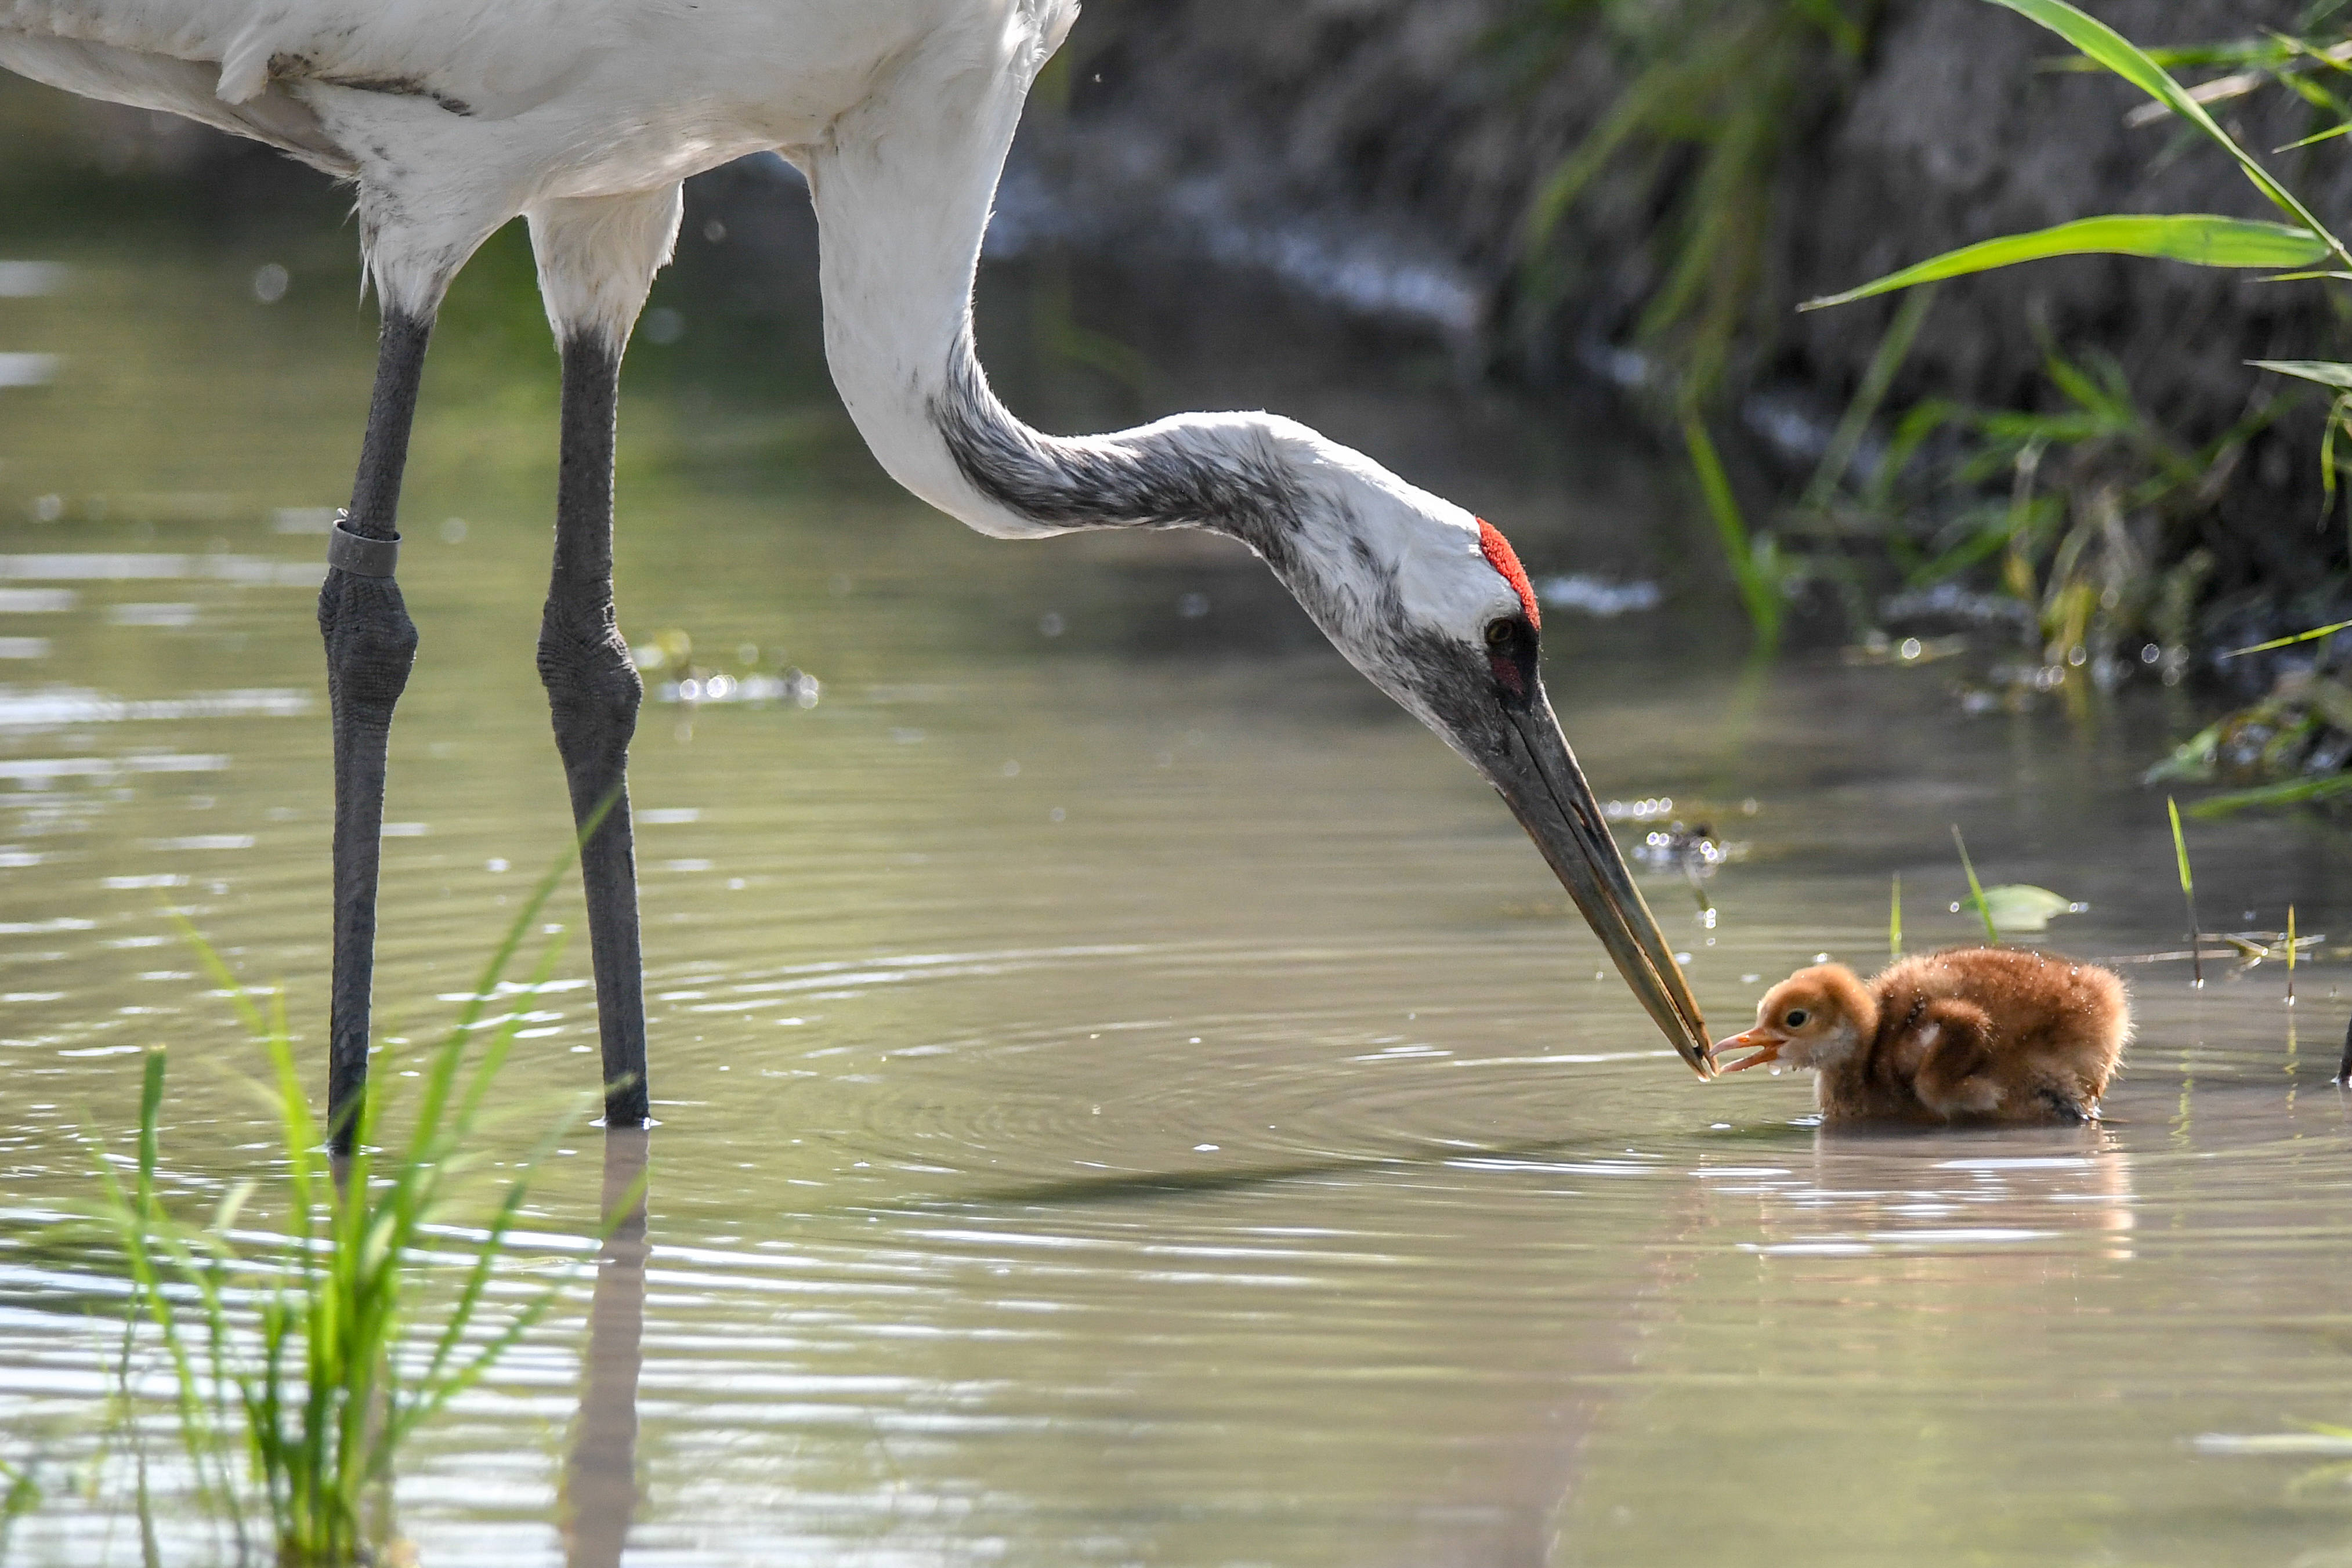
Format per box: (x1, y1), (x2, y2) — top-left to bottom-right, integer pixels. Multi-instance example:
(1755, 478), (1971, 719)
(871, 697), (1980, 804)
(562, 1129), (649, 1568)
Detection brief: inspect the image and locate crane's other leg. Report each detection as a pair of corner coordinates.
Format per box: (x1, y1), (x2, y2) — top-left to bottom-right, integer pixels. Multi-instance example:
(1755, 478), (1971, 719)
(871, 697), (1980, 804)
(323, 309), (432, 1150)
(527, 188), (683, 1128)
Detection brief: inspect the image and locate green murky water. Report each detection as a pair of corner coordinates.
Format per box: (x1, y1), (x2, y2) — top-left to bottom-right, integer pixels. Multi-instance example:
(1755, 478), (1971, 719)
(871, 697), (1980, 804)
(5, 151), (2352, 1568)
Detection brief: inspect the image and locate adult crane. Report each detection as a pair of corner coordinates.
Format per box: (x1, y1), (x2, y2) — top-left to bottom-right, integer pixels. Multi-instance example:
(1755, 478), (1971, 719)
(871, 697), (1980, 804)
(0, 0), (1713, 1147)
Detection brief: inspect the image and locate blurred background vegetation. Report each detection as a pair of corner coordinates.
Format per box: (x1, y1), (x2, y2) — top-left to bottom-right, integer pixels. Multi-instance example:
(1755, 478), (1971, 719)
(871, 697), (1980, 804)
(9, 1), (2352, 768)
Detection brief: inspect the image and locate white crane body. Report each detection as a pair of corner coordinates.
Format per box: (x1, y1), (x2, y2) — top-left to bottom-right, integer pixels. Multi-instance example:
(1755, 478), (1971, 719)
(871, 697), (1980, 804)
(0, 0), (1713, 1137)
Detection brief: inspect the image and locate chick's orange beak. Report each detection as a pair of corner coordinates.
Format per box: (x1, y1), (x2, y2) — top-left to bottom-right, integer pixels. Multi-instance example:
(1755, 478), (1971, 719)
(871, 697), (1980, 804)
(1711, 1027), (1785, 1075)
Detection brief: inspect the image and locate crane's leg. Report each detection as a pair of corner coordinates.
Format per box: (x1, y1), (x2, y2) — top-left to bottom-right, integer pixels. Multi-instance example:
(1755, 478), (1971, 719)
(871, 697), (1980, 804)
(322, 309), (432, 1150)
(542, 328), (650, 1127)
(527, 186), (682, 1129)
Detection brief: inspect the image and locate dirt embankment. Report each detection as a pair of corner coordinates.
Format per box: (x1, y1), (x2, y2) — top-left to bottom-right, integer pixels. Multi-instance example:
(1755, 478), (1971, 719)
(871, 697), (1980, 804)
(1022, 0), (2352, 641)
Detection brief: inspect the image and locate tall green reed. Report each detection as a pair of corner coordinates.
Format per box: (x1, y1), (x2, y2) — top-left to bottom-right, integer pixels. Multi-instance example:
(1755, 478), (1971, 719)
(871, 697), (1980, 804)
(92, 841), (611, 1565)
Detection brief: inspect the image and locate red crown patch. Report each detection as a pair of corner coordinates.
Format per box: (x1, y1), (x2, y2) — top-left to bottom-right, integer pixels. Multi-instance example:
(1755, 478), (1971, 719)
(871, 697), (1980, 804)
(1478, 519), (1540, 631)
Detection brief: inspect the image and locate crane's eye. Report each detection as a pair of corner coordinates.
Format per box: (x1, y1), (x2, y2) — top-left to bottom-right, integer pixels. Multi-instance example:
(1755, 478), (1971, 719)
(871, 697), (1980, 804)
(1783, 1009), (1810, 1028)
(1484, 618), (1519, 650)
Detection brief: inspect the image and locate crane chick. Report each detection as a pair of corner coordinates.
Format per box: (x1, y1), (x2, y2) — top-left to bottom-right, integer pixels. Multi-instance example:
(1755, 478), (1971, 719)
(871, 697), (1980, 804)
(1712, 948), (2130, 1125)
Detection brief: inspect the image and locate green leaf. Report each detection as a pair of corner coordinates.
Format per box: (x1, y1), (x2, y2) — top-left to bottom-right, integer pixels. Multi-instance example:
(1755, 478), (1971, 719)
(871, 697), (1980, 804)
(1801, 215), (2329, 310)
(2250, 359), (2352, 389)
(1954, 883), (2083, 933)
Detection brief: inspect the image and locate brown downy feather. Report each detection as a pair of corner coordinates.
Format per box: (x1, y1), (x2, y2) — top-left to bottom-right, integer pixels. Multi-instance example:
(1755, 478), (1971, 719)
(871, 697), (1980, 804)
(1714, 947), (2131, 1126)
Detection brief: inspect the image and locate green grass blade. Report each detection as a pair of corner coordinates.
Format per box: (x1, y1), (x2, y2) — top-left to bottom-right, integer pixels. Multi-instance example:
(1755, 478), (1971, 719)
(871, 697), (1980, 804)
(2220, 617), (2352, 658)
(1681, 410), (1783, 649)
(2277, 119), (2352, 152)
(1986, 0), (2346, 261)
(2169, 796), (2202, 986)
(1890, 872), (1904, 958)
(1801, 214), (2330, 311)
(1804, 287), (1938, 509)
(1951, 825), (2000, 945)
(165, 913), (269, 1035)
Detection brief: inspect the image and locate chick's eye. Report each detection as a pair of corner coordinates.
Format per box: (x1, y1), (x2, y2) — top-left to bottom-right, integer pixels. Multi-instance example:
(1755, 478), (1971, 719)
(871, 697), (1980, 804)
(1783, 1009), (1809, 1028)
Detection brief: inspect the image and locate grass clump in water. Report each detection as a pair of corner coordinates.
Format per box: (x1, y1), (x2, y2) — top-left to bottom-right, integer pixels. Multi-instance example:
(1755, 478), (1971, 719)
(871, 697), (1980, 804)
(88, 846), (604, 1565)
(1808, 1), (2352, 785)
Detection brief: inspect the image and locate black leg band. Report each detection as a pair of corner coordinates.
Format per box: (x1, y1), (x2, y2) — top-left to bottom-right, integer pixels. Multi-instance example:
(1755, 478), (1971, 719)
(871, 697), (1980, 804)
(327, 520), (400, 578)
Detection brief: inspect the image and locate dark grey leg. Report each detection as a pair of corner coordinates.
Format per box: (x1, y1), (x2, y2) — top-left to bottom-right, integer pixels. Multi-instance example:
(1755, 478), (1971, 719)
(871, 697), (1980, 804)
(540, 332), (650, 1126)
(322, 310), (431, 1152)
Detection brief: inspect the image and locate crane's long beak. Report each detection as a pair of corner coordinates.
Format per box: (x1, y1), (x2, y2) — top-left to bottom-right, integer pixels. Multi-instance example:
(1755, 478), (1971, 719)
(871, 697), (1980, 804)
(1482, 689), (1714, 1078)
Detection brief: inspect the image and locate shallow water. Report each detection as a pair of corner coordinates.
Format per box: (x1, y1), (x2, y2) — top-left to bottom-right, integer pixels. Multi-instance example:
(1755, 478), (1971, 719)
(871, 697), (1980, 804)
(5, 168), (2352, 1568)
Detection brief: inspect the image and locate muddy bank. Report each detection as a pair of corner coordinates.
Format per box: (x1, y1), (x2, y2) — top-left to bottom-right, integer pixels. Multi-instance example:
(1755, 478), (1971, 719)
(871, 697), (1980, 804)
(1019, 0), (2352, 654)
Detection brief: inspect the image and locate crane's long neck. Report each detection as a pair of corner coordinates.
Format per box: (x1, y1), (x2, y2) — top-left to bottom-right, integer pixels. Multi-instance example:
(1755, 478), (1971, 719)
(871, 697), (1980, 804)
(799, 15), (1303, 556)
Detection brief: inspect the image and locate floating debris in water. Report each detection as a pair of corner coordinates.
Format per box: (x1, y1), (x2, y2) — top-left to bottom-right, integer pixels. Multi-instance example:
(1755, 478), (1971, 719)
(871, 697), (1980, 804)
(1948, 884), (2088, 935)
(1843, 632), (1967, 667)
(632, 628), (694, 671)
(1537, 574), (1661, 617)
(658, 670), (819, 708)
(1635, 821), (1736, 874)
(1618, 808), (1748, 918)
(635, 628), (819, 707)
(2147, 667), (2352, 815)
